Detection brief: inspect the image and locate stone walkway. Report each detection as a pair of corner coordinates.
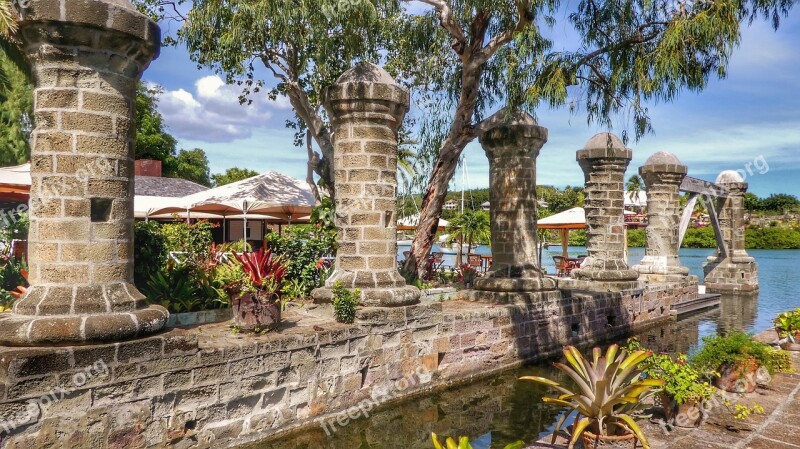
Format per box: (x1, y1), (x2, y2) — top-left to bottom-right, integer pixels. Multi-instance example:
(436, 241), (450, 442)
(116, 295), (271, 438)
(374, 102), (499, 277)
(528, 332), (800, 449)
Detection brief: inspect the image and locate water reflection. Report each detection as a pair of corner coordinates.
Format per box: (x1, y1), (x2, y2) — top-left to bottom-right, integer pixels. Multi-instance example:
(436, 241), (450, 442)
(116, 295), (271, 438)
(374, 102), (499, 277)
(257, 288), (769, 448)
(252, 365), (568, 449)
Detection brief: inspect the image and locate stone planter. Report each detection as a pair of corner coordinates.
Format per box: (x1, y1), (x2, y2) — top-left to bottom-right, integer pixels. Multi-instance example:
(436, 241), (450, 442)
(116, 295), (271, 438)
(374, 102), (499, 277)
(660, 394), (704, 428)
(715, 358), (759, 393)
(231, 293), (281, 332)
(166, 308), (233, 328)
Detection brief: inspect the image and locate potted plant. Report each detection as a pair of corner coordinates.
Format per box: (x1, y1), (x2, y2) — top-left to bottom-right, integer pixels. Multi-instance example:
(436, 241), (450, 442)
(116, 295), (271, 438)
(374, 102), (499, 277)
(645, 353), (715, 427)
(774, 309), (800, 350)
(690, 332), (777, 393)
(521, 345), (663, 449)
(458, 263), (478, 288)
(230, 248), (288, 332)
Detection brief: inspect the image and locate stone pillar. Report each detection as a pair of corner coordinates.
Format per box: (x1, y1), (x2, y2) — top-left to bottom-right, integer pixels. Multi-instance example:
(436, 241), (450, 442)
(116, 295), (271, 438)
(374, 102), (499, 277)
(703, 171), (759, 292)
(562, 133), (641, 291)
(632, 152), (690, 281)
(311, 62), (420, 307)
(0, 0), (168, 345)
(467, 111), (558, 304)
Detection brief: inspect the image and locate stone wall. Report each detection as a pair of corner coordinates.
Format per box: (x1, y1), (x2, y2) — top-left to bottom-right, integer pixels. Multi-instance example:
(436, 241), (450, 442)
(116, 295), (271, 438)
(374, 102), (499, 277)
(0, 283), (696, 448)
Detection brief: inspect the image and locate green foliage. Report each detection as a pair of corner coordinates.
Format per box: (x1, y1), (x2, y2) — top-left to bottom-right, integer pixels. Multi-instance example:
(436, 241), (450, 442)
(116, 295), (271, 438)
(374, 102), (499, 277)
(627, 228), (646, 247)
(725, 401), (764, 420)
(773, 308), (800, 339)
(745, 226), (800, 249)
(264, 226), (335, 297)
(521, 345), (662, 448)
(212, 167), (260, 186)
(144, 264), (201, 313)
(765, 346), (793, 373)
(431, 434), (524, 449)
(568, 229), (587, 246)
(760, 193), (799, 212)
(331, 281), (360, 324)
(0, 52), (32, 166)
(165, 148), (213, 187)
(545, 187), (584, 213)
(133, 221), (167, 289)
(690, 332), (778, 376)
(135, 83), (178, 162)
(447, 210), (491, 246)
(681, 226), (717, 248)
(161, 220), (215, 258)
(233, 247), (289, 300)
(645, 353), (715, 405)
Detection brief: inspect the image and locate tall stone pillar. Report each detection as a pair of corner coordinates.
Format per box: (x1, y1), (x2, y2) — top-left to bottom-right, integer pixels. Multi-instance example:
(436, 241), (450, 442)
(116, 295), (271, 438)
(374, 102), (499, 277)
(703, 171), (759, 292)
(632, 152), (690, 281)
(562, 133), (641, 291)
(0, 0), (168, 345)
(467, 111), (558, 304)
(311, 62), (420, 306)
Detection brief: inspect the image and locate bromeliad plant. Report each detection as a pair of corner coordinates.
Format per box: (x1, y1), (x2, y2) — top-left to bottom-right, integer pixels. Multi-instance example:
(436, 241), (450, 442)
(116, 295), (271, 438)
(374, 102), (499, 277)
(521, 345), (663, 449)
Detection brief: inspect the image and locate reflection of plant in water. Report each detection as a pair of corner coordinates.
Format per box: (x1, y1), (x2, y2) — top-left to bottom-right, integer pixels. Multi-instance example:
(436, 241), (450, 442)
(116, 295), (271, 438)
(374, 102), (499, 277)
(431, 434), (523, 449)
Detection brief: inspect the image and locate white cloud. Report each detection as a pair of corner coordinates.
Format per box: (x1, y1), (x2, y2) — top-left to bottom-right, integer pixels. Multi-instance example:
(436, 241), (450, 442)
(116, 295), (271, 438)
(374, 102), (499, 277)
(156, 75), (292, 143)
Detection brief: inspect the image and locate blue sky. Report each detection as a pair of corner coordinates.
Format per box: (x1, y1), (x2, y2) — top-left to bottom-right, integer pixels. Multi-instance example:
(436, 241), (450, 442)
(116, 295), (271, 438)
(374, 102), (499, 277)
(143, 9), (800, 198)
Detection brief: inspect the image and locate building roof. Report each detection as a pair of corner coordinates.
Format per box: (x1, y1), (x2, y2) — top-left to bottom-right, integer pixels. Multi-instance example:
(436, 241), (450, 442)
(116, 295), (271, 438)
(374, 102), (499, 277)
(134, 176), (209, 198)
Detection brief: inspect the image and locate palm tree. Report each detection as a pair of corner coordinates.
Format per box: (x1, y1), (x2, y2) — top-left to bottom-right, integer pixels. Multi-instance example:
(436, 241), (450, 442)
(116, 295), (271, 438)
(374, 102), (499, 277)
(0, 2), (33, 167)
(0, 2), (28, 81)
(447, 210), (491, 267)
(626, 175), (645, 209)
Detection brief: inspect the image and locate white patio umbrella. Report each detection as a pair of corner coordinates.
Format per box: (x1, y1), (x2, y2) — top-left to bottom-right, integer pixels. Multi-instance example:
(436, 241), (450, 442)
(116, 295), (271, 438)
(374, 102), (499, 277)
(537, 207), (586, 259)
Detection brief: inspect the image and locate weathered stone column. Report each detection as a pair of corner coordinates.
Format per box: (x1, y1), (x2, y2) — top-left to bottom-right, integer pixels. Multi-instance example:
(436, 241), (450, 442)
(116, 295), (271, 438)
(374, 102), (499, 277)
(0, 0), (168, 345)
(562, 133), (641, 291)
(468, 111), (558, 303)
(703, 171), (759, 292)
(312, 63), (420, 306)
(632, 152), (690, 281)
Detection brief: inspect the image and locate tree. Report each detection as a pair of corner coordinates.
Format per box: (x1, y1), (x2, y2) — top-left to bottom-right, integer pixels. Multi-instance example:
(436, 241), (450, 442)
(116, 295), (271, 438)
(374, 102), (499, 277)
(135, 83), (178, 162)
(140, 0), (400, 199)
(743, 192), (762, 212)
(213, 167), (260, 186)
(446, 210), (490, 266)
(0, 52), (32, 166)
(165, 148), (212, 187)
(761, 193), (799, 213)
(395, 0), (793, 278)
(626, 175), (645, 207)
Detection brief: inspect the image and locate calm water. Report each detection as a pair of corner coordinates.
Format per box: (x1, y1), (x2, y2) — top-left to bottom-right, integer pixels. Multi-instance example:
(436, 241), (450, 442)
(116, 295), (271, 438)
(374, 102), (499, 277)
(260, 248), (800, 448)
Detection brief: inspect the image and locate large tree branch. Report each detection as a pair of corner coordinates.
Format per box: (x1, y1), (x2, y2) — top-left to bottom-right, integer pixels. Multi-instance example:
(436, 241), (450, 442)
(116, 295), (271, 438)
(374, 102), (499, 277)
(475, 1), (531, 65)
(413, 0), (469, 60)
(572, 27), (661, 72)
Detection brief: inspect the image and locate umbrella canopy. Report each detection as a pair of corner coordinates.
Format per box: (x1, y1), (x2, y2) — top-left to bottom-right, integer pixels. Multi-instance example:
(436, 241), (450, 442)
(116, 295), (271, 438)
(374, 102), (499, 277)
(537, 207), (586, 230)
(181, 172), (316, 224)
(397, 214), (450, 231)
(538, 207), (586, 259)
(134, 196), (188, 219)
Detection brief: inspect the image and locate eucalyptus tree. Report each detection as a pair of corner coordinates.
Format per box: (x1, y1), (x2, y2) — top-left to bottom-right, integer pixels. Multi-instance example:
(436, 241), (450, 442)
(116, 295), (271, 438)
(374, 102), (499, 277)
(395, 0), (794, 278)
(142, 0), (399, 199)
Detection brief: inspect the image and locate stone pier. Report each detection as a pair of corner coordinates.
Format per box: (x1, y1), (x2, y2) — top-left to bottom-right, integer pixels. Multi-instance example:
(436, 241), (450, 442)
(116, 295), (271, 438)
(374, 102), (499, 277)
(562, 133), (641, 291)
(467, 111), (559, 304)
(632, 152), (691, 282)
(703, 171), (759, 292)
(0, 0), (168, 345)
(311, 62), (420, 307)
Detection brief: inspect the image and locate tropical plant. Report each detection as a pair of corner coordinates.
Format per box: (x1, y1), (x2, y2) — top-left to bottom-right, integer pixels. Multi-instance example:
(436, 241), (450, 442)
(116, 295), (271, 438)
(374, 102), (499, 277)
(458, 264), (478, 286)
(447, 210), (490, 266)
(521, 345), (663, 449)
(133, 220), (167, 289)
(626, 175), (645, 207)
(644, 353), (715, 405)
(774, 309), (800, 340)
(690, 332), (778, 377)
(144, 264), (202, 313)
(331, 281), (360, 324)
(765, 346), (793, 374)
(234, 247), (289, 301)
(265, 226), (335, 296)
(431, 433), (524, 449)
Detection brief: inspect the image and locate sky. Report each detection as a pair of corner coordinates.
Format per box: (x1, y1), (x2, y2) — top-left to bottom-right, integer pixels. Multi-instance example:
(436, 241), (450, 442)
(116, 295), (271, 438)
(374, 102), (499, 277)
(142, 8), (800, 198)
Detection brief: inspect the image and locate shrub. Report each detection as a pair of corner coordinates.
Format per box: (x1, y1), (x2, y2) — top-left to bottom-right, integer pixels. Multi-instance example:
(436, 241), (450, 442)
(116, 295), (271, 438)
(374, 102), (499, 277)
(332, 281), (359, 324)
(626, 228), (646, 247)
(265, 225), (335, 296)
(690, 332), (778, 376)
(133, 221), (167, 289)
